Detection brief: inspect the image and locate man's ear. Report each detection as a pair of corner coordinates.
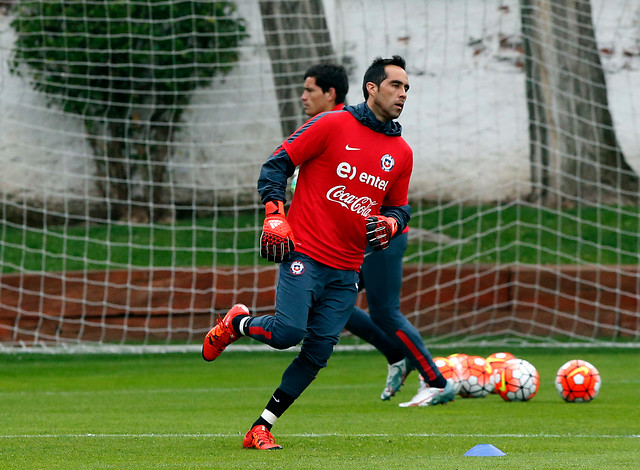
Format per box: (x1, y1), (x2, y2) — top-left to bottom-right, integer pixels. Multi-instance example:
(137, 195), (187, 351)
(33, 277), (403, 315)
(326, 87), (337, 101)
(365, 82), (377, 98)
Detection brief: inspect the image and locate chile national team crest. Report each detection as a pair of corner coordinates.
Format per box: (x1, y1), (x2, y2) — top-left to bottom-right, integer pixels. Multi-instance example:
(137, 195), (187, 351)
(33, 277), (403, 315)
(290, 260), (305, 275)
(380, 154), (395, 172)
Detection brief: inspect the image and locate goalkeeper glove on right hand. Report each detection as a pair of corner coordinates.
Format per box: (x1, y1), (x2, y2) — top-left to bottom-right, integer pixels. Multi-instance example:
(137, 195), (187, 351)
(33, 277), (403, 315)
(365, 215), (398, 251)
(260, 201), (296, 263)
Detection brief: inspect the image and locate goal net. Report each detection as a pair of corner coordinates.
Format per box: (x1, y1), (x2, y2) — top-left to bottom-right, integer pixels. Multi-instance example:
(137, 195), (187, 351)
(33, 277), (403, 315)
(0, 0), (638, 352)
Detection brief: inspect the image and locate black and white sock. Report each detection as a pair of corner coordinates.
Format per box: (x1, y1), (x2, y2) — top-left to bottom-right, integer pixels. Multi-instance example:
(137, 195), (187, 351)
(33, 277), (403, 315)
(232, 315), (251, 336)
(252, 388), (296, 431)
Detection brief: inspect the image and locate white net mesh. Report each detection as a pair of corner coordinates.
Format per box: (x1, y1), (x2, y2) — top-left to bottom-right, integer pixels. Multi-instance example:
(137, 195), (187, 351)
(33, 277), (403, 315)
(0, 0), (638, 352)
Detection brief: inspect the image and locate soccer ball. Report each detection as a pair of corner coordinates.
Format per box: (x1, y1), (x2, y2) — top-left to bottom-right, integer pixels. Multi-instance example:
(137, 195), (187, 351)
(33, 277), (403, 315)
(486, 351), (515, 369)
(486, 352), (516, 394)
(446, 353), (469, 371)
(555, 359), (601, 403)
(494, 358), (540, 402)
(433, 356), (463, 395)
(458, 355), (493, 398)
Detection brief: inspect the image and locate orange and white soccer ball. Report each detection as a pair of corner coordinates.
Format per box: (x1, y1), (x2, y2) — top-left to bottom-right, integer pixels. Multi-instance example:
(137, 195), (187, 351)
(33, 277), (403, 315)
(458, 355), (493, 398)
(494, 358), (540, 402)
(555, 359), (601, 403)
(486, 352), (516, 394)
(486, 351), (515, 370)
(446, 353), (469, 371)
(433, 356), (463, 395)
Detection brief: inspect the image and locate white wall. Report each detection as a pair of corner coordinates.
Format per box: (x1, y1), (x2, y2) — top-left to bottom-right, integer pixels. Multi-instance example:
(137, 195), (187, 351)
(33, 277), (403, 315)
(1, 0), (638, 214)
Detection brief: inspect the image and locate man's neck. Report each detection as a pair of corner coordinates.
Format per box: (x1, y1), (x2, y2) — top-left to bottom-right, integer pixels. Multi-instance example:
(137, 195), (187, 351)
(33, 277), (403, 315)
(366, 100), (390, 123)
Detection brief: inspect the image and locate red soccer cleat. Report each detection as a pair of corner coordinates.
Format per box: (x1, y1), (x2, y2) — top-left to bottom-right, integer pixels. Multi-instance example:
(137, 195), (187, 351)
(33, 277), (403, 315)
(242, 425), (282, 450)
(202, 304), (249, 362)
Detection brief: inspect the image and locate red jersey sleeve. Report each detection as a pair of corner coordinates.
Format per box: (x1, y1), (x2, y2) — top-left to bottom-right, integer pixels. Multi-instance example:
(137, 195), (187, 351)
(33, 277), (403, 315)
(281, 113), (335, 167)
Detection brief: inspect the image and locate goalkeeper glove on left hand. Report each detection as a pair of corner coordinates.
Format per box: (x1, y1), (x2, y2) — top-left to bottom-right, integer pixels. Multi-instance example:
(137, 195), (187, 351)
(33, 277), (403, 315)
(260, 201), (296, 263)
(365, 215), (398, 251)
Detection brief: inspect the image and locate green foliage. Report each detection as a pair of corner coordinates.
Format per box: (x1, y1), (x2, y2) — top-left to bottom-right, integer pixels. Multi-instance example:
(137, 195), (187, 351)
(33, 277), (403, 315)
(10, 0), (248, 124)
(0, 204), (638, 272)
(0, 349), (638, 469)
(10, 0), (248, 221)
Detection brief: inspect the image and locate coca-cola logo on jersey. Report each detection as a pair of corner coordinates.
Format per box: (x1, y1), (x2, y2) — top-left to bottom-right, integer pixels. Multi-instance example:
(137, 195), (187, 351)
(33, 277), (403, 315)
(326, 185), (377, 218)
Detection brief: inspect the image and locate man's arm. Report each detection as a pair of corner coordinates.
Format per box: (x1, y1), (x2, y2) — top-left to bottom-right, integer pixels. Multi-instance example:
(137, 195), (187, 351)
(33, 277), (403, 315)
(257, 146), (297, 262)
(380, 204), (411, 234)
(368, 146), (412, 249)
(257, 146), (297, 204)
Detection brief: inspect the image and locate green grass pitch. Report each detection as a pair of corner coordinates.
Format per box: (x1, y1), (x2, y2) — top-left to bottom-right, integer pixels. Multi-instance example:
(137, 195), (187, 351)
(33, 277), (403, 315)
(1, 347), (638, 469)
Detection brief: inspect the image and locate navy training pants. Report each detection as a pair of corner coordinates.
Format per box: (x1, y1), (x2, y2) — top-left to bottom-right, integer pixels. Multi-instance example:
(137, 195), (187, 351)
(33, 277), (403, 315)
(246, 253), (359, 398)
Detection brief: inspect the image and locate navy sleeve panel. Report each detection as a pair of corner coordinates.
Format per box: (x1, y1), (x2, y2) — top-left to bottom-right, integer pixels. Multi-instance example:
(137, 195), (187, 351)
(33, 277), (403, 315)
(257, 146), (296, 204)
(380, 204), (411, 234)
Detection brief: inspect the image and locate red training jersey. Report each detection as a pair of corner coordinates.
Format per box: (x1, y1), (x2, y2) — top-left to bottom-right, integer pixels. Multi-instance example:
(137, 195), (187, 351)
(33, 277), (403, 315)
(283, 110), (413, 270)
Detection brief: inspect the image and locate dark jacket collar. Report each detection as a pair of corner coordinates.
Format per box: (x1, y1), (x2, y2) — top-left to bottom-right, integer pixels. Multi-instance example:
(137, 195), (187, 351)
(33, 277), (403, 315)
(343, 102), (403, 136)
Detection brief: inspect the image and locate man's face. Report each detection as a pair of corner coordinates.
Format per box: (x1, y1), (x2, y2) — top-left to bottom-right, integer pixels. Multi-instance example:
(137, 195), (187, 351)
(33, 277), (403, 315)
(367, 65), (409, 122)
(301, 76), (336, 117)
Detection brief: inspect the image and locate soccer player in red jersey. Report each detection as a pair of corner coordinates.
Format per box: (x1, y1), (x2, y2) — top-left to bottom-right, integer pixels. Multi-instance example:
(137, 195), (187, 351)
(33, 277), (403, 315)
(298, 63), (420, 400)
(298, 64), (452, 405)
(203, 56), (451, 450)
(299, 64), (410, 386)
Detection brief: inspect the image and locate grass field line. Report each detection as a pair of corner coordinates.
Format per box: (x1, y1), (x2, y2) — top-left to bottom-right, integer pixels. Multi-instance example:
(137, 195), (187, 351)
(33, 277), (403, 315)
(0, 383), (380, 397)
(0, 432), (638, 440)
(2, 377), (639, 397)
(3, 382), (640, 399)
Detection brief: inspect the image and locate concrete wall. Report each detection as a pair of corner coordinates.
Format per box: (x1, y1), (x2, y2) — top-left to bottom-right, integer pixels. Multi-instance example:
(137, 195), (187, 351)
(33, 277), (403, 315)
(1, 264), (637, 344)
(1, 1), (639, 215)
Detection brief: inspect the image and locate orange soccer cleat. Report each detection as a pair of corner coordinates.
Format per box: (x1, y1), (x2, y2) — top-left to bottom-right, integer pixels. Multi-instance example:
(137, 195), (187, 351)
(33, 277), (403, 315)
(242, 425), (282, 450)
(202, 304), (249, 362)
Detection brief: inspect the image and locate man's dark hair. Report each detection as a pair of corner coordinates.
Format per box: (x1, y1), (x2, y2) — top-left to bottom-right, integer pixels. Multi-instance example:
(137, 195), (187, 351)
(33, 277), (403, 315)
(362, 55), (406, 100)
(304, 64), (349, 105)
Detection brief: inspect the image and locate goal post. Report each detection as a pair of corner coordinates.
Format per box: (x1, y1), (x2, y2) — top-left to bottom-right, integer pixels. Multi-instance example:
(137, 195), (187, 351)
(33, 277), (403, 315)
(0, 0), (639, 352)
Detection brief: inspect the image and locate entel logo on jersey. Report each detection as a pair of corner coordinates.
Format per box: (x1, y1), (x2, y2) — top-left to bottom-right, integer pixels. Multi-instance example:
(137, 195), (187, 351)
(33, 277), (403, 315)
(290, 261), (305, 275)
(326, 185), (376, 218)
(380, 154), (395, 172)
(336, 162), (389, 190)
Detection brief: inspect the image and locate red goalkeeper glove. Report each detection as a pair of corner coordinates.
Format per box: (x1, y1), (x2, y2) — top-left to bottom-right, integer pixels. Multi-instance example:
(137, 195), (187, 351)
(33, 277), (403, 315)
(260, 201), (296, 263)
(365, 215), (398, 251)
